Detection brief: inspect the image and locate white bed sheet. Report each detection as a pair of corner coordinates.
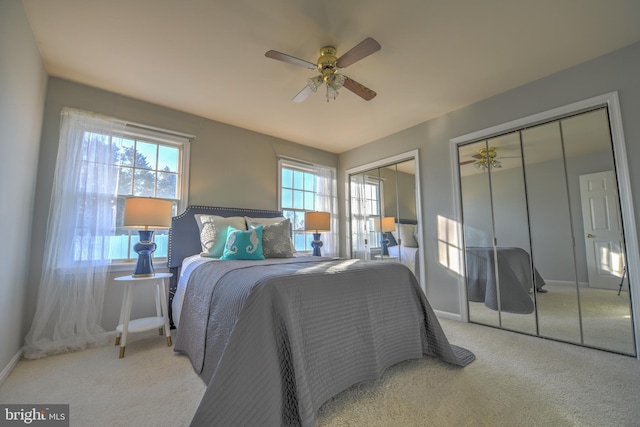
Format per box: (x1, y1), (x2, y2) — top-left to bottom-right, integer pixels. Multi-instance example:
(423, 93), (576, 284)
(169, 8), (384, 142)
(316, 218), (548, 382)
(172, 255), (217, 328)
(387, 245), (418, 276)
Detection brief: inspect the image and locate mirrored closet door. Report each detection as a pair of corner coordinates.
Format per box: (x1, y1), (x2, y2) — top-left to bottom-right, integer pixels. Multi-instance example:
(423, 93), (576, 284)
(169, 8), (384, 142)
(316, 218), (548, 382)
(458, 106), (636, 356)
(348, 156), (421, 282)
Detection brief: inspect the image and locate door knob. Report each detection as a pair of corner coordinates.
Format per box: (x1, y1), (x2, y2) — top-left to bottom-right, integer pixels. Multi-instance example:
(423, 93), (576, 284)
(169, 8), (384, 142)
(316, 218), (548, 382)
(586, 233), (594, 238)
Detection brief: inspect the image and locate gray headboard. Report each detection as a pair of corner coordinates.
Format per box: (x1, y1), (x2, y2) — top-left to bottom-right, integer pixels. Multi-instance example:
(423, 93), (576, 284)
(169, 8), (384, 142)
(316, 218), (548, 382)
(166, 205), (284, 269)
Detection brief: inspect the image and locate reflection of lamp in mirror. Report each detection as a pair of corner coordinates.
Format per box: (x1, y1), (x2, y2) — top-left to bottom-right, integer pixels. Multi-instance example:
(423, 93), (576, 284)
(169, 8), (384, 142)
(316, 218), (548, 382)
(123, 197), (172, 277)
(373, 216), (395, 256)
(304, 211), (331, 256)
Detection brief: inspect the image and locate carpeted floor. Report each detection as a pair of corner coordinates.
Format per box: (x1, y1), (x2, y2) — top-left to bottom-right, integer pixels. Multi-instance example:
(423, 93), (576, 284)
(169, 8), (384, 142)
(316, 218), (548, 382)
(469, 283), (635, 355)
(1, 318), (638, 426)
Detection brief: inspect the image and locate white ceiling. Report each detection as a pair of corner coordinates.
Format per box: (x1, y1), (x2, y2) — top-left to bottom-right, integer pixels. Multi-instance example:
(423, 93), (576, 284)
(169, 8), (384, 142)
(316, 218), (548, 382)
(22, 0), (640, 154)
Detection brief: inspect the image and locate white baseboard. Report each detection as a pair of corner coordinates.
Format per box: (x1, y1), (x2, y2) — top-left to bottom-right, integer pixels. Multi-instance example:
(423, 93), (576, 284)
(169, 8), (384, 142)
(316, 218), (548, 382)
(434, 310), (462, 321)
(0, 348), (24, 386)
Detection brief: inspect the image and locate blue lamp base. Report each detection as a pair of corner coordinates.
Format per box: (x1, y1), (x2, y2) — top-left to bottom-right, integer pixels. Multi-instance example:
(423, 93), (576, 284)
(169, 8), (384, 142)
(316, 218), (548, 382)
(132, 230), (157, 277)
(382, 233), (390, 256)
(311, 232), (323, 256)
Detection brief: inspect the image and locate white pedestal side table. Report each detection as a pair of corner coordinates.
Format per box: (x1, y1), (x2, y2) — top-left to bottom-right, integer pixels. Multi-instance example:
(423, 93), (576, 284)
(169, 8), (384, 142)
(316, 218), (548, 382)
(114, 272), (173, 358)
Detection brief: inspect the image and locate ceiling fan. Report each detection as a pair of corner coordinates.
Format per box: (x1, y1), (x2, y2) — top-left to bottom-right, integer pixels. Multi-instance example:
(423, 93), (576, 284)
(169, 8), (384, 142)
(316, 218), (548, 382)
(460, 147), (516, 170)
(265, 37), (381, 103)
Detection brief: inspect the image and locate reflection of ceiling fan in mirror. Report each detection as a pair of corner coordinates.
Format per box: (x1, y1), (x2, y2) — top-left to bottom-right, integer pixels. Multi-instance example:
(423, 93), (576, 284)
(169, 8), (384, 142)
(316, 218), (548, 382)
(265, 37), (381, 103)
(460, 147), (517, 170)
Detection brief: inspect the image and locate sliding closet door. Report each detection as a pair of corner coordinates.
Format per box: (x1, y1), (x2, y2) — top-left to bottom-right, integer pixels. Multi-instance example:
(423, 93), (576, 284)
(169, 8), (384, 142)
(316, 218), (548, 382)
(460, 140), (500, 328)
(459, 105), (636, 356)
(522, 121), (582, 345)
(561, 109), (634, 354)
(489, 132), (536, 335)
(461, 136), (536, 335)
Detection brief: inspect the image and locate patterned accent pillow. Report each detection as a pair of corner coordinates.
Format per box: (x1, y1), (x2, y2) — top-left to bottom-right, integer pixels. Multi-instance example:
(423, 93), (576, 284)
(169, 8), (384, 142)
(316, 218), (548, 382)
(248, 218), (293, 258)
(220, 226), (265, 260)
(196, 215), (246, 258)
(246, 216), (296, 253)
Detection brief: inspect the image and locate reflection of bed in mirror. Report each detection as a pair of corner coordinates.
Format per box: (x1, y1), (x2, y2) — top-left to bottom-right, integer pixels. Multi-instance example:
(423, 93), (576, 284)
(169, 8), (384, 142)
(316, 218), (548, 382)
(386, 219), (420, 278)
(465, 247), (546, 314)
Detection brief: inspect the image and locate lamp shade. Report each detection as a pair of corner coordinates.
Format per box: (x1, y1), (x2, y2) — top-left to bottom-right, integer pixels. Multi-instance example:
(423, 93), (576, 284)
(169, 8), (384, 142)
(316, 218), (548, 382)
(373, 217), (395, 233)
(123, 197), (172, 229)
(304, 211), (330, 232)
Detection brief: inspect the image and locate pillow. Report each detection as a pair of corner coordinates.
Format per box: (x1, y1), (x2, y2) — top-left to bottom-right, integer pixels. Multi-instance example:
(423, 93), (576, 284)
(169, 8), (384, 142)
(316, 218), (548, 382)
(245, 216), (296, 253)
(248, 218), (294, 258)
(399, 223), (418, 247)
(244, 216), (286, 226)
(196, 215), (246, 257)
(220, 226), (265, 260)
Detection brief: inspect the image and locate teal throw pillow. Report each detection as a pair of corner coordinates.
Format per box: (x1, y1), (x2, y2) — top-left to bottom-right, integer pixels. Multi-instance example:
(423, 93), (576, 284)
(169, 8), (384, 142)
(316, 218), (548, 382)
(220, 226), (265, 260)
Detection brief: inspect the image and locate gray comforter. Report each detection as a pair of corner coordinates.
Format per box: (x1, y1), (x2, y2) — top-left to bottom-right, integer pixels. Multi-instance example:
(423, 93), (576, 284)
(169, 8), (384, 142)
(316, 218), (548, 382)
(466, 247), (546, 314)
(175, 257), (474, 427)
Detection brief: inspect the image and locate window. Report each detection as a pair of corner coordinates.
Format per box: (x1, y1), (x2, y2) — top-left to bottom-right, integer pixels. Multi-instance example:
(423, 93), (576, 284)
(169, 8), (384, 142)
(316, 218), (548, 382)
(111, 134), (187, 261)
(76, 129), (189, 262)
(278, 159), (337, 254)
(361, 176), (384, 248)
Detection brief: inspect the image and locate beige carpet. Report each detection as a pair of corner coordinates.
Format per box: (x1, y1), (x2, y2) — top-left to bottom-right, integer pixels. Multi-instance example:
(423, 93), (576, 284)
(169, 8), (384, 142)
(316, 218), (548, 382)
(1, 319), (639, 426)
(469, 284), (636, 355)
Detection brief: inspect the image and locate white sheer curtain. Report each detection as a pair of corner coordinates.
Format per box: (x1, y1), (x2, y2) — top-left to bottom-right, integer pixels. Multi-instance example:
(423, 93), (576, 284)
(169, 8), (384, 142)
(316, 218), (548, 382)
(314, 164), (338, 257)
(349, 172), (370, 260)
(24, 108), (126, 359)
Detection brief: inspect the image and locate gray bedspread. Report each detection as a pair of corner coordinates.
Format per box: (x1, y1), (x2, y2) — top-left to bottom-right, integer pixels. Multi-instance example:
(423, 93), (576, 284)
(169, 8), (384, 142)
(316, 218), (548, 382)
(175, 257), (474, 427)
(466, 247), (546, 314)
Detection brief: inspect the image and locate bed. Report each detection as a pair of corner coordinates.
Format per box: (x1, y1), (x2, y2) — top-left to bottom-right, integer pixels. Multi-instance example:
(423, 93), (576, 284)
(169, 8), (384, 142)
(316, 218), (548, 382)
(385, 219), (420, 277)
(465, 246), (546, 314)
(168, 206), (475, 427)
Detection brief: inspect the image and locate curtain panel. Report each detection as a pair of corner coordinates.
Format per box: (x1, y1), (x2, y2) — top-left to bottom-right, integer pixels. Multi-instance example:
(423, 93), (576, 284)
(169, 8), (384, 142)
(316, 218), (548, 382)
(24, 108), (126, 359)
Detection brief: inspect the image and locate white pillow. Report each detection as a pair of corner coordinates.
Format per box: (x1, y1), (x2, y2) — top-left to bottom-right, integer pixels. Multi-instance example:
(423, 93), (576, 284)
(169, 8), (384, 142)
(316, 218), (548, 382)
(195, 215), (246, 257)
(398, 223), (418, 247)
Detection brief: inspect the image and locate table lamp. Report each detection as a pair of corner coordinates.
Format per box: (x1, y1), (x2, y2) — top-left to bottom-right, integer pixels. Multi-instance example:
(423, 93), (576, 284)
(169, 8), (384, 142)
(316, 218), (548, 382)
(123, 197), (172, 277)
(304, 211), (331, 256)
(373, 216), (395, 256)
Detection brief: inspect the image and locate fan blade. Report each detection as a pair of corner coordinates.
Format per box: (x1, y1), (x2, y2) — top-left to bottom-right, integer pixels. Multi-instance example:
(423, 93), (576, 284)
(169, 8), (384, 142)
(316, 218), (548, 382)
(265, 50), (316, 69)
(292, 85), (314, 103)
(472, 153), (483, 159)
(459, 160), (476, 165)
(336, 37), (381, 68)
(343, 76), (376, 101)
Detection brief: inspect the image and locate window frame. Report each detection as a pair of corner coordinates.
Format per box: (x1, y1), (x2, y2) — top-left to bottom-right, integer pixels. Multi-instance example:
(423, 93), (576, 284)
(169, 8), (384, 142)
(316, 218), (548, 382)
(278, 159), (328, 253)
(108, 127), (190, 268)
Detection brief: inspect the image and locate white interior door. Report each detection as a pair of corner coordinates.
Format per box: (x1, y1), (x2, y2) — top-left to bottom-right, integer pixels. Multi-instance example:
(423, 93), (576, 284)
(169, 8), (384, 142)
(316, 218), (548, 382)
(580, 170), (625, 289)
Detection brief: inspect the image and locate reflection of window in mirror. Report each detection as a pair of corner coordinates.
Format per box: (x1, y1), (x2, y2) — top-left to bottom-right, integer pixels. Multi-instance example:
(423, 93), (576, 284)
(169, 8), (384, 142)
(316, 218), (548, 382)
(349, 157), (420, 279)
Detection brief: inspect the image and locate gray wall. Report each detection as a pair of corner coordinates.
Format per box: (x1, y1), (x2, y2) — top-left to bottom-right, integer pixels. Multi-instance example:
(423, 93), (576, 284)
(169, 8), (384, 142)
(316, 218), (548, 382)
(380, 168), (417, 221)
(0, 1), (48, 376)
(339, 41), (640, 314)
(28, 78), (338, 332)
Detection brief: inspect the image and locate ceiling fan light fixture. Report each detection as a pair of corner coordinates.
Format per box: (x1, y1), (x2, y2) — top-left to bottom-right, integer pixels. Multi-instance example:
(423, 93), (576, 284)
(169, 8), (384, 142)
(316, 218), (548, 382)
(307, 75), (323, 92)
(330, 73), (346, 89)
(323, 74), (346, 102)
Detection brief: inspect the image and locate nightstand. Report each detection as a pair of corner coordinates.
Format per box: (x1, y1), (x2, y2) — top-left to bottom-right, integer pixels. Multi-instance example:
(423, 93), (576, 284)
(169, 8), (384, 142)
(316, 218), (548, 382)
(114, 272), (173, 358)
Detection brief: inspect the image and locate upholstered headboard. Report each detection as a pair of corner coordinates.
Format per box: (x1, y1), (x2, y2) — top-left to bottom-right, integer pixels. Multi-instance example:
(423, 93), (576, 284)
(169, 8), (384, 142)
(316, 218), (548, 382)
(165, 205), (283, 328)
(166, 205), (284, 269)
